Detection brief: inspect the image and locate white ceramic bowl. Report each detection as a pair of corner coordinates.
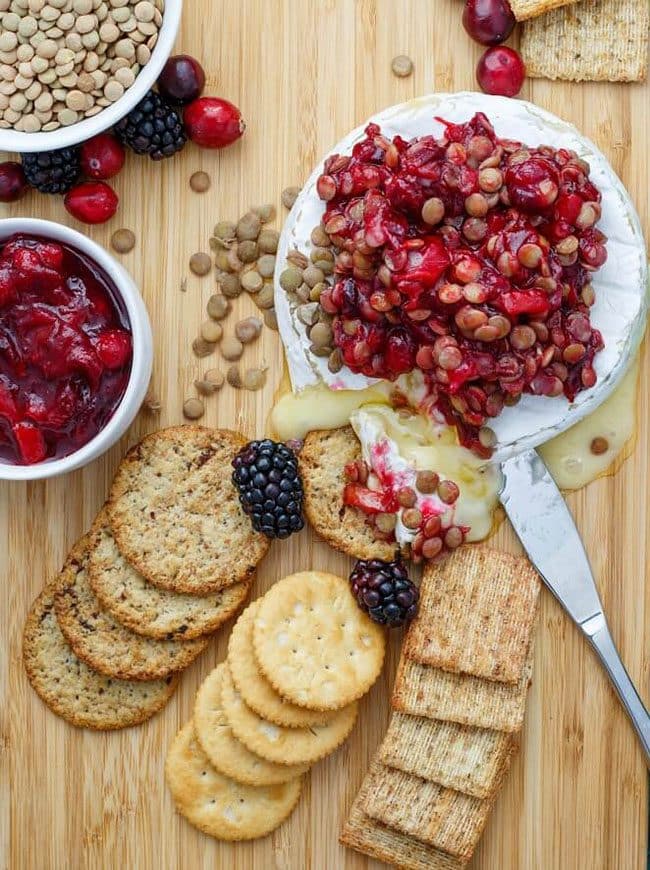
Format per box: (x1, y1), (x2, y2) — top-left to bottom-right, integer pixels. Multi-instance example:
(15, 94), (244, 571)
(0, 218), (153, 481)
(0, 0), (183, 154)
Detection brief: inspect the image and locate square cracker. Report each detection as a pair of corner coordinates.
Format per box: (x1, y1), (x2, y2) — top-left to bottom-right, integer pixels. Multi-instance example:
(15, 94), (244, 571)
(521, 0), (649, 82)
(340, 767), (469, 870)
(392, 637), (535, 733)
(510, 0), (580, 21)
(403, 547), (540, 685)
(362, 763), (492, 860)
(378, 712), (518, 799)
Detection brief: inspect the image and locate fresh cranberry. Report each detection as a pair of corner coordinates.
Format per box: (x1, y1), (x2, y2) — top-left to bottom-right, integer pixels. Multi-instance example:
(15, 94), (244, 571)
(462, 0), (516, 45)
(476, 46), (525, 97)
(158, 54), (205, 104)
(64, 182), (119, 224)
(184, 97), (245, 149)
(0, 234), (132, 465)
(80, 133), (125, 180)
(0, 162), (28, 202)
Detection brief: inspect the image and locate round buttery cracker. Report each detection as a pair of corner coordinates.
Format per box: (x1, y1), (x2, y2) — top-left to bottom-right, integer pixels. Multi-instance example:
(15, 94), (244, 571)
(299, 427), (397, 562)
(228, 601), (337, 728)
(23, 570), (177, 730)
(88, 521), (250, 640)
(107, 427), (270, 595)
(54, 520), (208, 681)
(165, 721), (302, 841)
(194, 664), (309, 786)
(220, 662), (358, 765)
(253, 571), (386, 710)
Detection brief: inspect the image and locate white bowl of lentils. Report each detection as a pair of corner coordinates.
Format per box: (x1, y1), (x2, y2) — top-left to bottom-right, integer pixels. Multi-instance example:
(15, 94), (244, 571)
(0, 0), (182, 152)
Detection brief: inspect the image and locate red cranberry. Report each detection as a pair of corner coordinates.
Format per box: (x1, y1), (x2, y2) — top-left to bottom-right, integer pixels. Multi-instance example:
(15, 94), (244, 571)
(80, 133), (125, 180)
(64, 181), (119, 224)
(184, 97), (245, 148)
(0, 162), (28, 202)
(158, 54), (205, 104)
(96, 329), (132, 369)
(462, 0), (516, 45)
(476, 46), (525, 97)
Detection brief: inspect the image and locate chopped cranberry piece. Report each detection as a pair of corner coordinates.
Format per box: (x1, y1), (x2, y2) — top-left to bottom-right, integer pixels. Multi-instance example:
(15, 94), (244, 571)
(12, 422), (47, 464)
(96, 330), (133, 369)
(343, 483), (393, 514)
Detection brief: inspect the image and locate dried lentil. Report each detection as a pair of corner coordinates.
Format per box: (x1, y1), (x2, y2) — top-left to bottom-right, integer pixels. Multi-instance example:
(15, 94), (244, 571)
(189, 170), (210, 193)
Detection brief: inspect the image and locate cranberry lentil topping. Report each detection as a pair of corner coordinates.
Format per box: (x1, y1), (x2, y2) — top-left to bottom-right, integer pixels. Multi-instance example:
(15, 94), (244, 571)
(313, 113), (607, 457)
(0, 234), (133, 465)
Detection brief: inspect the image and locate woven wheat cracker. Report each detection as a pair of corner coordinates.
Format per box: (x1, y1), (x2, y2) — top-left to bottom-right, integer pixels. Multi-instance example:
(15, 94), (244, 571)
(299, 427), (396, 561)
(363, 763), (491, 860)
(521, 0), (649, 82)
(379, 712), (518, 799)
(193, 664), (309, 786)
(220, 662), (358, 766)
(510, 0), (579, 21)
(165, 721), (302, 840)
(253, 571), (385, 711)
(392, 638), (535, 732)
(340, 763), (469, 870)
(404, 547), (540, 684)
(228, 601), (337, 728)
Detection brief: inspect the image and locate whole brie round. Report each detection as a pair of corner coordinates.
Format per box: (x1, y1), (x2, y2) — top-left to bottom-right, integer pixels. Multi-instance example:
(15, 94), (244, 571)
(274, 92), (648, 461)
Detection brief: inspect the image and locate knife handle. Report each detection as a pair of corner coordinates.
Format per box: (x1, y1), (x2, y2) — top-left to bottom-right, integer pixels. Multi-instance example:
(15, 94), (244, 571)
(583, 613), (650, 766)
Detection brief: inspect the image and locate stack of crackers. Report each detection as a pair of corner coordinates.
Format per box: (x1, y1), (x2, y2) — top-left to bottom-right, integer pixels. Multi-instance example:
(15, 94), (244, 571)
(166, 570), (387, 840)
(23, 426), (269, 730)
(341, 547), (541, 869)
(517, 0), (648, 83)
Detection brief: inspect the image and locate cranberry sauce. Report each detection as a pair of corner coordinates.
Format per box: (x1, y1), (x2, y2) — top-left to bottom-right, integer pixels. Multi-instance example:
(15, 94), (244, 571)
(315, 113), (607, 456)
(0, 234), (133, 465)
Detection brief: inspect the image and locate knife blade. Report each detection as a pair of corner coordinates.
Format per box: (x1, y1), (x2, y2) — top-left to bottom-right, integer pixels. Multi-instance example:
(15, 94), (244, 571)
(499, 448), (602, 627)
(500, 448), (650, 765)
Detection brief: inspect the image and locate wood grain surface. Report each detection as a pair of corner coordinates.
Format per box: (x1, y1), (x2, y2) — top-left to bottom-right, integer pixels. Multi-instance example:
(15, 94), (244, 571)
(1, 1), (648, 868)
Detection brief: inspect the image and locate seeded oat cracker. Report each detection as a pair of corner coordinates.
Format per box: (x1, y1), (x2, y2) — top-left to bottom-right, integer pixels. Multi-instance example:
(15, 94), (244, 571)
(521, 0), (649, 82)
(299, 427), (396, 562)
(108, 427), (270, 595)
(88, 519), (249, 640)
(165, 721), (302, 841)
(54, 521), (208, 681)
(23, 567), (177, 730)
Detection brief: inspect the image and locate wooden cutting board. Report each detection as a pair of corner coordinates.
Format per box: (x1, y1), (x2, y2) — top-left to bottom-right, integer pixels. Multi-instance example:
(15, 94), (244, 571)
(1, 1), (648, 867)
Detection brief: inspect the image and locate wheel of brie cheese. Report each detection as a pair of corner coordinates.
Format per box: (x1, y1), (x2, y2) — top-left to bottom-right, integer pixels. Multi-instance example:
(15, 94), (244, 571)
(274, 92), (647, 462)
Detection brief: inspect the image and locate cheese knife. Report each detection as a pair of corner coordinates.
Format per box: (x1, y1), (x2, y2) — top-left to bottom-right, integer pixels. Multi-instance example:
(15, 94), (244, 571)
(499, 448), (650, 766)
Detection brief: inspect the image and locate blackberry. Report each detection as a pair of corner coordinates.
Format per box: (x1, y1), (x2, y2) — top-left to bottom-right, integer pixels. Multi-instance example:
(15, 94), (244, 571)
(21, 147), (80, 194)
(350, 558), (419, 628)
(114, 91), (186, 160)
(232, 439), (304, 540)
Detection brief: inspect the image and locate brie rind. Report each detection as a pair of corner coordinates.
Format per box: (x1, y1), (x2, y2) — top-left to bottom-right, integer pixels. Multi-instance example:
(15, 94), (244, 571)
(274, 92), (648, 461)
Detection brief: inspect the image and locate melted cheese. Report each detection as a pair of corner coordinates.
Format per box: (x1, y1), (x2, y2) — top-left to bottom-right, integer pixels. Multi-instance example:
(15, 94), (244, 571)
(539, 360), (638, 490)
(350, 405), (501, 545)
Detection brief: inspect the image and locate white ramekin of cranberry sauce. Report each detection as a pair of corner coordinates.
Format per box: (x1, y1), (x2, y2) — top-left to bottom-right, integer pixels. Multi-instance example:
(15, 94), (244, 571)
(0, 219), (152, 481)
